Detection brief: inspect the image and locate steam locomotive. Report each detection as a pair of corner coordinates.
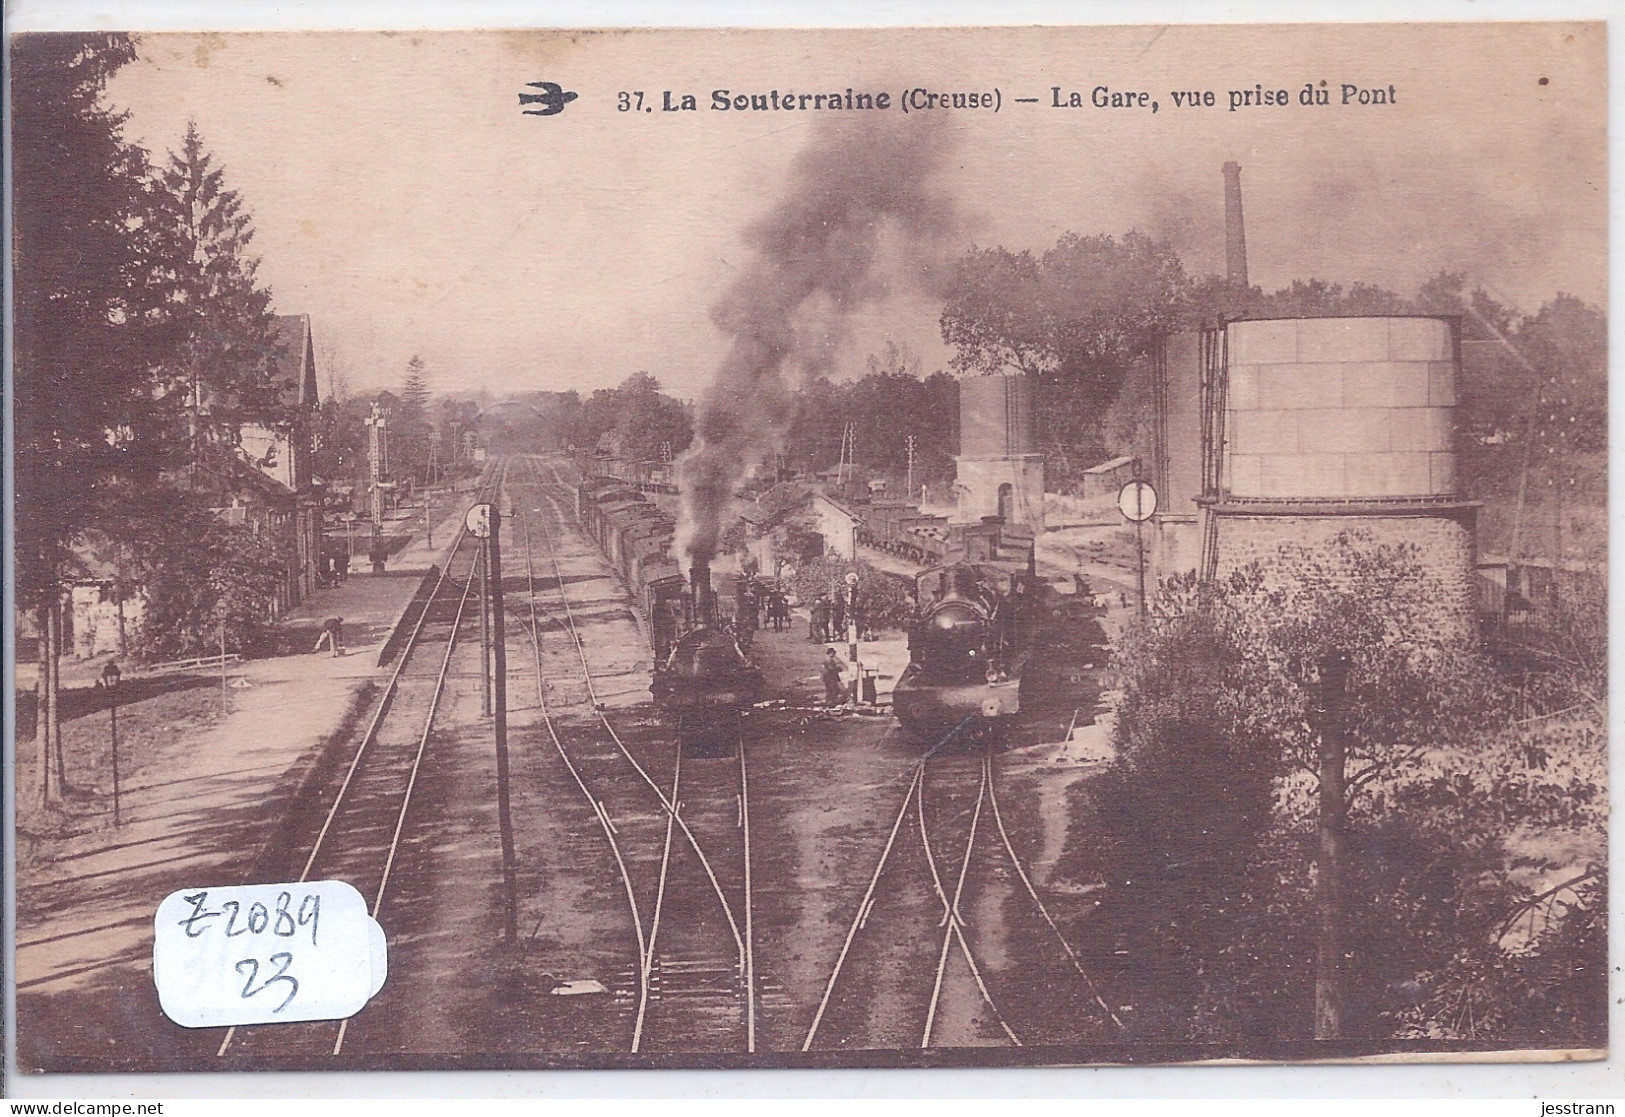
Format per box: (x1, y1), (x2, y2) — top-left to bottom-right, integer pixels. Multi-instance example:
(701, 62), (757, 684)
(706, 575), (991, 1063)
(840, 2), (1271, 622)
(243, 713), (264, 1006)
(891, 560), (1044, 743)
(576, 477), (763, 747)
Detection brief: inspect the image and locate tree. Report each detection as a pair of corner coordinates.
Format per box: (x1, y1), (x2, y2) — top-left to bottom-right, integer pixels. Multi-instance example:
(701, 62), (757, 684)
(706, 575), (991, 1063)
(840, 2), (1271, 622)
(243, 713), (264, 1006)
(1102, 535), (1601, 1044)
(392, 356), (432, 484)
(939, 247), (1052, 378)
(1098, 583), (1284, 1040)
(611, 372), (692, 464)
(783, 376), (846, 474)
(111, 496), (291, 660)
(940, 232), (1189, 474)
(1516, 294), (1606, 456)
(435, 396), (481, 476)
(840, 344), (958, 489)
(313, 395), (370, 489)
(12, 33), (167, 808)
(145, 121), (285, 479)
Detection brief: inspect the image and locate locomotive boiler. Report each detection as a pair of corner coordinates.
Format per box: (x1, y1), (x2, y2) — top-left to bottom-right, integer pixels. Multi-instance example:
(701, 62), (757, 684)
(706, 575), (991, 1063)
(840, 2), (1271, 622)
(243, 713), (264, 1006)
(891, 561), (1042, 744)
(577, 477), (763, 748)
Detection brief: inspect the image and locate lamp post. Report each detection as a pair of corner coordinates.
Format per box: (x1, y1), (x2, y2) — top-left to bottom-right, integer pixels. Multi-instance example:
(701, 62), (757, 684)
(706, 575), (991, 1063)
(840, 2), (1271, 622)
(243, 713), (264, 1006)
(102, 661), (122, 827)
(215, 600), (229, 711)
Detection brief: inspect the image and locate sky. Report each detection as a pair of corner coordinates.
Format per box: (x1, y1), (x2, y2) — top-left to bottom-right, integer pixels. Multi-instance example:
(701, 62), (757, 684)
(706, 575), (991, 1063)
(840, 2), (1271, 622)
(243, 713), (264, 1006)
(89, 22), (1606, 404)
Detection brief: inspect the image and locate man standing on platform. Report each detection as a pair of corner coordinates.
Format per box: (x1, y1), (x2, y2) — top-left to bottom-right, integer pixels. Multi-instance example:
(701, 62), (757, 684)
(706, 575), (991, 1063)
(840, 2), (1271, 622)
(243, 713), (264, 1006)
(810, 595), (829, 643)
(821, 647), (846, 707)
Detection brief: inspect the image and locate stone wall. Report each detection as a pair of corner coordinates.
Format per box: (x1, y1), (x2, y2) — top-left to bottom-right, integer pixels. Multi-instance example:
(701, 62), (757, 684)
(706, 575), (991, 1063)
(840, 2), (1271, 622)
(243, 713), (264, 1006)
(1211, 510), (1477, 646)
(953, 454), (1047, 531)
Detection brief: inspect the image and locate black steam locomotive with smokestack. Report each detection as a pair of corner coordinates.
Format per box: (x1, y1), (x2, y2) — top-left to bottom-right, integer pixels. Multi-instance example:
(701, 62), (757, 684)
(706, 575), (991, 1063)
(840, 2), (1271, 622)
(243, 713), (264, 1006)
(891, 520), (1046, 743)
(577, 477), (763, 748)
(650, 554), (765, 741)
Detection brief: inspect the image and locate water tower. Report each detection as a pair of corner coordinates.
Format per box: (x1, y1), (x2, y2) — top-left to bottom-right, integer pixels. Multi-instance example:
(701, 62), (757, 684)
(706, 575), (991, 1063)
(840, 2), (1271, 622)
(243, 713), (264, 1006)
(1151, 315), (1479, 643)
(953, 373), (1045, 533)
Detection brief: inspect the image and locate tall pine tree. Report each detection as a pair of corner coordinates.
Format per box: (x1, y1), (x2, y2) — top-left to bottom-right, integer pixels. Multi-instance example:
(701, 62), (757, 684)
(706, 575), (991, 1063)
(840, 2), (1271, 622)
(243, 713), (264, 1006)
(145, 120), (284, 481)
(12, 33), (169, 808)
(395, 356), (432, 484)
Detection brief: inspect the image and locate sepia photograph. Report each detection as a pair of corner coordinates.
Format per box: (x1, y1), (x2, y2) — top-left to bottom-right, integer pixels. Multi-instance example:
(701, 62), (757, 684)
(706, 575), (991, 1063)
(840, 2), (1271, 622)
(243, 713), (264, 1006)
(7, 18), (1608, 1079)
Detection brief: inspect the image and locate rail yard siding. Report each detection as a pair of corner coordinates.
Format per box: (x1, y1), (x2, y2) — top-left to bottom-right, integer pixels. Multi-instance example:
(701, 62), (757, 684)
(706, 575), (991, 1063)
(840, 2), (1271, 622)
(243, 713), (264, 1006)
(1212, 513), (1478, 646)
(1225, 316), (1460, 502)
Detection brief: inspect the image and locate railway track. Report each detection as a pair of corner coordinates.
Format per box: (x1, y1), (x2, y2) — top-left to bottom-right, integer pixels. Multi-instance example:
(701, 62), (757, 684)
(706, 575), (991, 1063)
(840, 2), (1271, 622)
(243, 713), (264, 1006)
(802, 729), (1120, 1052)
(211, 452), (1107, 1062)
(216, 465), (505, 1060)
(510, 456), (758, 1054)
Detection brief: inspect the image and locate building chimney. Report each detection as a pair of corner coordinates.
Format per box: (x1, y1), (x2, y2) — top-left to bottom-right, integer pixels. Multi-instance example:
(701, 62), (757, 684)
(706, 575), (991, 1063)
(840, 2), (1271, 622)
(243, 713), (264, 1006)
(1223, 161), (1249, 288)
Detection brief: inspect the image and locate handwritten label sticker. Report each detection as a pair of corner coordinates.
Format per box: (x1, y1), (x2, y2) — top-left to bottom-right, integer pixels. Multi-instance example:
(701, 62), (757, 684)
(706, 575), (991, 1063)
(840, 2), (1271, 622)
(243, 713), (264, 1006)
(153, 881), (387, 1028)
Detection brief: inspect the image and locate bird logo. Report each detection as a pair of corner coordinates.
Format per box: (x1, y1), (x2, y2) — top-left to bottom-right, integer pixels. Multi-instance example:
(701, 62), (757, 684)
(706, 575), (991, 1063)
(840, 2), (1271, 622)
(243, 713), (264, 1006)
(520, 80), (579, 117)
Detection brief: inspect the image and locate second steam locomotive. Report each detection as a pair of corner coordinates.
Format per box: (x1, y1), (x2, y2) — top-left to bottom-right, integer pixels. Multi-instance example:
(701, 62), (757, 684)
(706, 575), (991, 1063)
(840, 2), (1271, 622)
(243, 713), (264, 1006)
(891, 559), (1043, 742)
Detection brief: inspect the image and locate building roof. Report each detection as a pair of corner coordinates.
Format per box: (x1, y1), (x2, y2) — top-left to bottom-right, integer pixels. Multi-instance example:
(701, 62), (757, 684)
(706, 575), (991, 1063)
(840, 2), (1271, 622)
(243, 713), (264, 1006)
(1084, 455), (1137, 475)
(270, 314), (319, 409)
(812, 490), (860, 524)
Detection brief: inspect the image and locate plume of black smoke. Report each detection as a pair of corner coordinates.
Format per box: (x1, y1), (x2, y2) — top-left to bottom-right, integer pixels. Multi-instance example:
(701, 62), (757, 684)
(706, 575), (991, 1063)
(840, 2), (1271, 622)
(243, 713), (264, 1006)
(676, 113), (963, 566)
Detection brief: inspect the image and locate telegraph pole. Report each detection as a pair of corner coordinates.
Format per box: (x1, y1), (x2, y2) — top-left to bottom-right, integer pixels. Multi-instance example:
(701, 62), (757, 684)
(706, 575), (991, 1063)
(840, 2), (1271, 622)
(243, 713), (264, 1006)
(366, 404), (387, 570)
(1117, 466), (1158, 619)
(905, 434), (916, 500)
(478, 546), (492, 718)
(467, 502), (518, 946)
(487, 507), (517, 946)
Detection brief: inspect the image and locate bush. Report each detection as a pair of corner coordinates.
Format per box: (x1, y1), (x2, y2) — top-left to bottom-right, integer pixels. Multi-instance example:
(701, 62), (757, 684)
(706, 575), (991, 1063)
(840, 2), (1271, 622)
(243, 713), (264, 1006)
(132, 515), (289, 660)
(786, 555), (914, 634)
(1101, 597), (1290, 1041)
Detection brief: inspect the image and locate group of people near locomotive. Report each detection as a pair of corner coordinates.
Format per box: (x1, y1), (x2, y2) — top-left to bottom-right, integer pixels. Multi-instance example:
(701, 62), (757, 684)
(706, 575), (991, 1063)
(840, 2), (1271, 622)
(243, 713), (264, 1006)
(576, 473), (1050, 743)
(727, 578), (792, 645)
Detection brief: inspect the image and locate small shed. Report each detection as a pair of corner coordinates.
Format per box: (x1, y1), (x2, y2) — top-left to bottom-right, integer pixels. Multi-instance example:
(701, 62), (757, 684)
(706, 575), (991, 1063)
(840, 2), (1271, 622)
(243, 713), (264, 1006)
(811, 492), (861, 561)
(1081, 455), (1139, 498)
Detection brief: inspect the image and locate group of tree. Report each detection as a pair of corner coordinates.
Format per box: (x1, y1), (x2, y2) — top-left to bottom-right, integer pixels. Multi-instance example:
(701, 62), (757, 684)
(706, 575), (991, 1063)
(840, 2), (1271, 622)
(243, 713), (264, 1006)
(494, 355), (957, 497)
(312, 358), (480, 495)
(778, 344), (959, 493)
(496, 372), (694, 465)
(694, 231), (1604, 505)
(1100, 535), (1605, 1048)
(939, 233), (1606, 495)
(13, 34), (303, 808)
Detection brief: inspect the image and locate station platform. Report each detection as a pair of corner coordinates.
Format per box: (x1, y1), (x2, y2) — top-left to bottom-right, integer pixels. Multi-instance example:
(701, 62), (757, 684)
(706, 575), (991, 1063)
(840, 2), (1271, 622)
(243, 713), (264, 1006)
(13, 493), (470, 1015)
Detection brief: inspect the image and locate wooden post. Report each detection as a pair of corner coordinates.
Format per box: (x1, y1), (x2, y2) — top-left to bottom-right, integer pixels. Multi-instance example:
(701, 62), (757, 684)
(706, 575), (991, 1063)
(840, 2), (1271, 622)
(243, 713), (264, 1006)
(1314, 652), (1350, 1040)
(1133, 460), (1148, 618)
(106, 666), (122, 827)
(36, 602), (51, 809)
(478, 546), (492, 718)
(220, 613), (229, 711)
(49, 596), (66, 792)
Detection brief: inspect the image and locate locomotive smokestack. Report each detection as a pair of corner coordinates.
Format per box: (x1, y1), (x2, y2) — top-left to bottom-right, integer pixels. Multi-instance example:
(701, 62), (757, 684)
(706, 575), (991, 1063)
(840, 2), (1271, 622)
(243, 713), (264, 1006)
(690, 558), (716, 625)
(1223, 161), (1249, 288)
